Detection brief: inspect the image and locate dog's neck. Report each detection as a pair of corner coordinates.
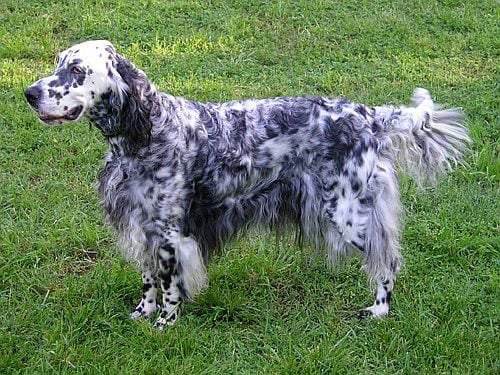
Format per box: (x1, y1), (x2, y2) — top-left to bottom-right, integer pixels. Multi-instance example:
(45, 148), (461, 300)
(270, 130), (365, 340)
(88, 89), (154, 155)
(106, 135), (129, 157)
(87, 90), (123, 137)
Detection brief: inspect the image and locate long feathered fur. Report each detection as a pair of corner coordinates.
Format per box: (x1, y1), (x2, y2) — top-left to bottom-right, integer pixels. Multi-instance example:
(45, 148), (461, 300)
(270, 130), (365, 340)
(374, 88), (470, 186)
(25, 40), (470, 325)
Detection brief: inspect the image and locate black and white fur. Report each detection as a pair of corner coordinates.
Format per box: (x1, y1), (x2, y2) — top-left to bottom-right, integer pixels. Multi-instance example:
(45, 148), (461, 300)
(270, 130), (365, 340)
(25, 40), (470, 329)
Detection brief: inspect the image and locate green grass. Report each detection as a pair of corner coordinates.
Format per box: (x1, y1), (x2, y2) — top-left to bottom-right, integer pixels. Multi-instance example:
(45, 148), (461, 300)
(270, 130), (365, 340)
(1, 0), (498, 373)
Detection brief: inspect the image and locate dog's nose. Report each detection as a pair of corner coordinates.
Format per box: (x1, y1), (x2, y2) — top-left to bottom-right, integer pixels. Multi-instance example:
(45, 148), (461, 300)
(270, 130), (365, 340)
(25, 86), (42, 108)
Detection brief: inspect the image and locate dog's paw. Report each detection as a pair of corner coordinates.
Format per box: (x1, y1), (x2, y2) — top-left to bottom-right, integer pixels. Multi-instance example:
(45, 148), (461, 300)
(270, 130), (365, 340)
(130, 303), (159, 320)
(356, 304), (389, 319)
(154, 311), (179, 330)
(153, 302), (182, 330)
(355, 309), (373, 319)
(130, 309), (144, 320)
(153, 316), (175, 330)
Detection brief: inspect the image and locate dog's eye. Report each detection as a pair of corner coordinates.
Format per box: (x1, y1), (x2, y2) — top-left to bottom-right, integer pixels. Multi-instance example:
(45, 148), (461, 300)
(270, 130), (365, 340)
(71, 66), (84, 74)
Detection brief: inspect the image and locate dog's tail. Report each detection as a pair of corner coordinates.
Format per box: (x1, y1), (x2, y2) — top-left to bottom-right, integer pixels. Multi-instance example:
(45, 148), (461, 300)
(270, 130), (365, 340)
(373, 88), (470, 185)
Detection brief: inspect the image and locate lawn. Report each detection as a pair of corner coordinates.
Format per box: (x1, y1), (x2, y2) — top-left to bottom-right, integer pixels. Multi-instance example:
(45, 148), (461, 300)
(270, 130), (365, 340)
(0, 0), (498, 373)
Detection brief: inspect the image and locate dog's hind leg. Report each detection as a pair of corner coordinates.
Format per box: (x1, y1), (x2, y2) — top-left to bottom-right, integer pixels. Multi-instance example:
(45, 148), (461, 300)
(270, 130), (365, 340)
(356, 276), (396, 318)
(356, 160), (402, 318)
(326, 156), (402, 318)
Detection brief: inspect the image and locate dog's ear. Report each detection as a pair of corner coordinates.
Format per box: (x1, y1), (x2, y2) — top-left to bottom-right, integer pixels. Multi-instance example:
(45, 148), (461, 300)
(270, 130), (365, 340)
(115, 54), (153, 147)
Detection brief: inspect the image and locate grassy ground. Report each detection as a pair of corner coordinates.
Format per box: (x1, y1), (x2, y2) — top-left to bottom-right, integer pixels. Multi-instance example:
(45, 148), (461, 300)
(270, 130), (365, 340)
(0, 0), (498, 373)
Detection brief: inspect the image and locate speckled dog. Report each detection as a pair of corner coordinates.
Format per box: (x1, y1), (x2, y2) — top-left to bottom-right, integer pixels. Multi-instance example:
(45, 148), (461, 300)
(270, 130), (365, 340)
(25, 40), (470, 329)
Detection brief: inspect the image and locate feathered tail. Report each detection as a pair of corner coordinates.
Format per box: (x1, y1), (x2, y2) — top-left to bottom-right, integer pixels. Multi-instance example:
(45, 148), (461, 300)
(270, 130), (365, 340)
(373, 88), (471, 185)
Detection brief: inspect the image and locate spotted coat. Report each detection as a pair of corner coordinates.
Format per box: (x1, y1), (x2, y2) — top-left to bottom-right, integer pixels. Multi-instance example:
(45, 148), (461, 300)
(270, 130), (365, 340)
(25, 40), (470, 328)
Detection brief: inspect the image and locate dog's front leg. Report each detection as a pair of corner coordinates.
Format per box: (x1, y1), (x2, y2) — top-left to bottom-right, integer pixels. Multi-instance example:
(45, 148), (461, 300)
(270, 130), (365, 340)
(130, 262), (159, 320)
(153, 230), (207, 330)
(154, 234), (183, 329)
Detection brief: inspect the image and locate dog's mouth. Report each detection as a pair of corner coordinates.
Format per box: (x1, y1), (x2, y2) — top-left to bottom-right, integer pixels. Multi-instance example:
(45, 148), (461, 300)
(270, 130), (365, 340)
(39, 105), (84, 124)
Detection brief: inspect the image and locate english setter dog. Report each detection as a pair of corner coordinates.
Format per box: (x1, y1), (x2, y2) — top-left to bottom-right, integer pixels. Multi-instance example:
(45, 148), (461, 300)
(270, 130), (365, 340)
(25, 40), (469, 329)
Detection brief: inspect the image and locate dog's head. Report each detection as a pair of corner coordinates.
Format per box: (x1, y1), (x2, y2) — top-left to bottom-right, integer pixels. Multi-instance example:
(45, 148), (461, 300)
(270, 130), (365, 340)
(24, 40), (127, 125)
(25, 40), (154, 146)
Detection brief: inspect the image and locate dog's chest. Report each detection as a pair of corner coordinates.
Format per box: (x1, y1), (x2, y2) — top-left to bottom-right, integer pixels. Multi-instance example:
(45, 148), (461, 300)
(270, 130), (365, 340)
(98, 155), (161, 228)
